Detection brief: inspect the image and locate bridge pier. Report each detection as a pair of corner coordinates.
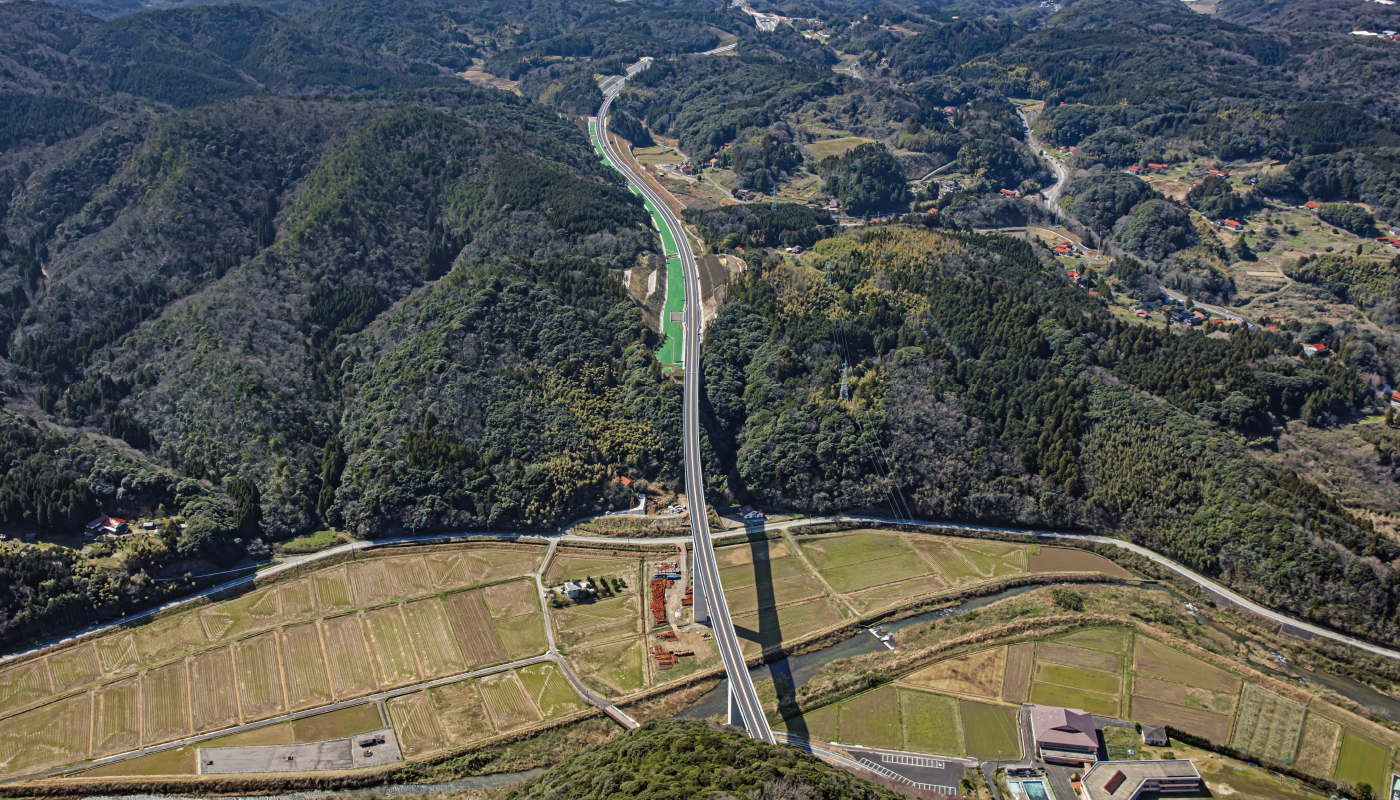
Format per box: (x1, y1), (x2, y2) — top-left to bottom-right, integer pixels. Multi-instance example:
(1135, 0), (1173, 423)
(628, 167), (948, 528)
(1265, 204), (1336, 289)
(727, 686), (747, 732)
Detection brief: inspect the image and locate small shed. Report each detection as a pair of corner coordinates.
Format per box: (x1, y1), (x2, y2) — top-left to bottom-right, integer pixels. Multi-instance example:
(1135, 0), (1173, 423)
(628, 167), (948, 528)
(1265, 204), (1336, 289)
(1142, 724), (1169, 746)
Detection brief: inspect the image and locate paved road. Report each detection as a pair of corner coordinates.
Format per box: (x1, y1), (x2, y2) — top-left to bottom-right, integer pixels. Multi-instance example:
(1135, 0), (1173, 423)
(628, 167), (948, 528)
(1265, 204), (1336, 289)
(1018, 108), (1067, 214)
(595, 66), (774, 744)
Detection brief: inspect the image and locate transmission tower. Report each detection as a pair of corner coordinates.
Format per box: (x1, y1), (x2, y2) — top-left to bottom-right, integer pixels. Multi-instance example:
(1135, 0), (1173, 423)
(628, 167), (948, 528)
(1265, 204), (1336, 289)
(771, 184), (778, 211)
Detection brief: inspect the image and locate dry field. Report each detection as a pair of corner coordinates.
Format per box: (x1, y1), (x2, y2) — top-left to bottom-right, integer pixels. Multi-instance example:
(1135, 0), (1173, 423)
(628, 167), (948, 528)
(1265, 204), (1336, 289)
(478, 671), (543, 732)
(292, 703), (383, 742)
(1002, 643), (1034, 703)
(95, 633), (141, 674)
(552, 594), (641, 647)
(92, 677), (141, 757)
(443, 589), (508, 668)
(322, 613), (379, 698)
(1036, 641), (1120, 674)
(201, 586), (281, 641)
(189, 647), (239, 731)
(280, 578), (316, 618)
(426, 547), (540, 588)
(1130, 696), (1233, 743)
(1232, 684), (1305, 765)
(313, 565), (354, 610)
(1134, 636), (1241, 693)
(0, 658), (52, 713)
(518, 663), (584, 719)
(430, 679), (494, 747)
(142, 660), (191, 743)
(838, 686), (901, 751)
(388, 692), (444, 757)
(900, 647), (1006, 699)
(546, 552), (638, 586)
(348, 559), (400, 607)
(48, 644), (101, 692)
(234, 632), (286, 721)
(133, 613), (207, 664)
(483, 579), (548, 659)
(402, 598), (467, 678)
(1054, 627), (1129, 654)
(0, 694), (91, 778)
(572, 636), (645, 696)
(1294, 712), (1342, 775)
(279, 622), (333, 709)
(363, 606), (421, 688)
(732, 598), (846, 658)
(1027, 547), (1131, 577)
(385, 556), (434, 597)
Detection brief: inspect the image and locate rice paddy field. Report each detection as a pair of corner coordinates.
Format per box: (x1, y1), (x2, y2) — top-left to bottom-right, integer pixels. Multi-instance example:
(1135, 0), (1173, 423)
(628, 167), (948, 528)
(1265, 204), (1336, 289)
(960, 700), (1020, 760)
(1334, 731), (1391, 790)
(899, 646), (1005, 699)
(779, 684), (1017, 759)
(899, 689), (965, 756)
(572, 636), (646, 696)
(0, 544), (552, 780)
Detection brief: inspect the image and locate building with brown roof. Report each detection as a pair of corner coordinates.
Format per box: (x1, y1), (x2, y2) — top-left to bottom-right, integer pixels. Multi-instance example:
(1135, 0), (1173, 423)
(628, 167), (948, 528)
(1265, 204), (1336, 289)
(1030, 705), (1098, 765)
(1081, 760), (1200, 800)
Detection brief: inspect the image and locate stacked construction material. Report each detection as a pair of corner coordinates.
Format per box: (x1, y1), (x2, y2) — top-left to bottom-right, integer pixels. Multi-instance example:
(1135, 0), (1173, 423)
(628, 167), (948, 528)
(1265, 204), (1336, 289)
(656, 630), (678, 641)
(682, 586), (694, 607)
(651, 644), (695, 670)
(650, 574), (668, 624)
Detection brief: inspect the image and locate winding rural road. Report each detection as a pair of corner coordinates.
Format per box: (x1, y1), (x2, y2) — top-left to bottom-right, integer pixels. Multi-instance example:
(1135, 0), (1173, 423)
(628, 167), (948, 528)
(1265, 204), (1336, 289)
(1018, 108), (1068, 214)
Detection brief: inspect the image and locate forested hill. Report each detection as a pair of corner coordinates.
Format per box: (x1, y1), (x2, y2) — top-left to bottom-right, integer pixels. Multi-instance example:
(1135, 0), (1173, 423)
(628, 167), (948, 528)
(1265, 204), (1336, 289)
(703, 226), (1398, 643)
(0, 0), (695, 646)
(508, 719), (905, 800)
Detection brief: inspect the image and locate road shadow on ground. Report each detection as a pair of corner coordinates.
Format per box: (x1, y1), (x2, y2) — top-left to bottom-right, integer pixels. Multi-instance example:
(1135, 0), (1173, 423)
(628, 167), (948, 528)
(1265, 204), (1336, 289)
(728, 529), (802, 737)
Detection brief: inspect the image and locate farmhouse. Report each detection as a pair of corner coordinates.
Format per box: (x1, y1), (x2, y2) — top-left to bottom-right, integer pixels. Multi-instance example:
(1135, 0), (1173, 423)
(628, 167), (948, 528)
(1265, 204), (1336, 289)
(85, 515), (129, 537)
(564, 580), (586, 599)
(738, 504), (766, 522)
(1304, 200), (1320, 209)
(1030, 705), (1099, 765)
(1080, 760), (1200, 800)
(1222, 219), (1242, 230)
(1302, 343), (1328, 356)
(1141, 724), (1168, 746)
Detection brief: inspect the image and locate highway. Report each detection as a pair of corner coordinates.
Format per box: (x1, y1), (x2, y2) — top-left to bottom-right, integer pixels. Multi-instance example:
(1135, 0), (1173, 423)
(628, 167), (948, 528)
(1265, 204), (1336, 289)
(1018, 107), (1067, 214)
(593, 66), (774, 743)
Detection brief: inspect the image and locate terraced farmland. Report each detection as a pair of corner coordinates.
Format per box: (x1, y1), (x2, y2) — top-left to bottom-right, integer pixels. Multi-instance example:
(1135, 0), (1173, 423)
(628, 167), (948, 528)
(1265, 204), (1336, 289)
(0, 543), (553, 780)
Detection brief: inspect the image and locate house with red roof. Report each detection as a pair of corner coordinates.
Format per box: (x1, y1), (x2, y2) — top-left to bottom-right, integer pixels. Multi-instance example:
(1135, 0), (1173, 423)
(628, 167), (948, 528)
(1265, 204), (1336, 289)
(1304, 200), (1320, 209)
(85, 515), (129, 537)
(1147, 163), (1167, 170)
(1303, 343), (1328, 356)
(1222, 219), (1242, 230)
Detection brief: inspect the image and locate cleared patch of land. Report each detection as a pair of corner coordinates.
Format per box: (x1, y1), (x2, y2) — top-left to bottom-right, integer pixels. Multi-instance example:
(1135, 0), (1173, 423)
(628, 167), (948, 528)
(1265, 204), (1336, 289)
(1036, 642), (1120, 674)
(322, 614), (378, 698)
(899, 689), (965, 756)
(313, 566), (354, 611)
(900, 647), (1005, 699)
(1232, 684), (1305, 765)
(518, 662), (585, 719)
(1134, 637), (1241, 694)
(92, 677), (141, 757)
(573, 636), (645, 696)
(388, 691), (444, 757)
(363, 606), (421, 688)
(292, 703), (382, 742)
(961, 700), (1020, 760)
(189, 646), (240, 732)
(807, 136), (876, 158)
(1133, 675), (1186, 705)
(1334, 730), (1391, 791)
(0, 694), (90, 778)
(234, 632), (286, 721)
(1028, 547), (1131, 577)
(1294, 712), (1341, 775)
(1030, 683), (1118, 717)
(279, 622), (333, 709)
(143, 660), (192, 744)
(48, 644), (100, 693)
(1130, 696), (1232, 743)
(839, 686), (901, 750)
(402, 597), (467, 678)
(430, 679), (494, 746)
(443, 589), (508, 668)
(478, 671), (543, 732)
(1055, 627), (1129, 654)
(1002, 643), (1034, 703)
